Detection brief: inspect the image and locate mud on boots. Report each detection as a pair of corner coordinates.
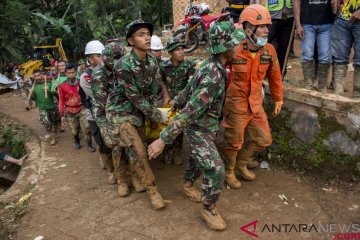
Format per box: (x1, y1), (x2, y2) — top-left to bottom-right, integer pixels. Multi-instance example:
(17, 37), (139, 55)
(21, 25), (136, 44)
(182, 181), (202, 202)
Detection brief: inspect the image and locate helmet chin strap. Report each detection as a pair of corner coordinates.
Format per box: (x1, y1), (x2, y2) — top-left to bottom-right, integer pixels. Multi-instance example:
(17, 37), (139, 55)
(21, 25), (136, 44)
(246, 25), (259, 47)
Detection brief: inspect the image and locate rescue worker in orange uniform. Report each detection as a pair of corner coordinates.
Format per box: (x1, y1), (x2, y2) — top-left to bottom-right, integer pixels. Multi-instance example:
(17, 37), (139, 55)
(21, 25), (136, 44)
(220, 4), (283, 189)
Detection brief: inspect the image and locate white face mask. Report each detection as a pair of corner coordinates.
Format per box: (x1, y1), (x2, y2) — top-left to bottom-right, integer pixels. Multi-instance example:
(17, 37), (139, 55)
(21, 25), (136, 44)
(247, 31), (268, 47)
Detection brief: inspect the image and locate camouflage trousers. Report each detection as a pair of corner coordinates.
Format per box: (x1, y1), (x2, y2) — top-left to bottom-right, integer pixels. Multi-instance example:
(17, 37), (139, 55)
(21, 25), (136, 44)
(39, 108), (61, 132)
(65, 109), (91, 137)
(112, 122), (155, 186)
(184, 129), (225, 206)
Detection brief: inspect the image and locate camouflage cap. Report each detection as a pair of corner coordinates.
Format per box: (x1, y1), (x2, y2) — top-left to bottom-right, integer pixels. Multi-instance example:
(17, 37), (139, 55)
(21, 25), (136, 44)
(206, 21), (246, 54)
(164, 35), (186, 52)
(125, 19), (153, 45)
(102, 41), (127, 70)
(78, 59), (86, 65)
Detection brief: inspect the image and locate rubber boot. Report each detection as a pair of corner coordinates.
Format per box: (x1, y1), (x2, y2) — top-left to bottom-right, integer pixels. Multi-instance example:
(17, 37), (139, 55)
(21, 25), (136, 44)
(222, 149), (242, 189)
(117, 180), (130, 197)
(85, 135), (95, 152)
(317, 63), (330, 93)
(332, 64), (348, 95)
(236, 147), (256, 181)
(173, 147), (183, 165)
(182, 181), (201, 203)
(131, 174), (145, 192)
(353, 66), (360, 98)
(302, 61), (316, 90)
(73, 135), (81, 150)
(200, 205), (227, 231)
(146, 185), (165, 210)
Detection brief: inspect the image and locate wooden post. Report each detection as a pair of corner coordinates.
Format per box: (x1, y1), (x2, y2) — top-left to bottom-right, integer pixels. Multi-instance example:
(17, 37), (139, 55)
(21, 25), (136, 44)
(44, 75), (48, 98)
(28, 78), (36, 100)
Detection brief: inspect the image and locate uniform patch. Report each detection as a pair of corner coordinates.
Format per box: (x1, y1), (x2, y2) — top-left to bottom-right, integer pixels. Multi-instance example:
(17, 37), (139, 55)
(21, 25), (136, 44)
(260, 54), (272, 64)
(232, 58), (247, 65)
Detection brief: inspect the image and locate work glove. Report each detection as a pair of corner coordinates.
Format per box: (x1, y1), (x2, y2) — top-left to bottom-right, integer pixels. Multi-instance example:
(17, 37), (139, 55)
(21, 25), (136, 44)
(272, 101), (283, 117)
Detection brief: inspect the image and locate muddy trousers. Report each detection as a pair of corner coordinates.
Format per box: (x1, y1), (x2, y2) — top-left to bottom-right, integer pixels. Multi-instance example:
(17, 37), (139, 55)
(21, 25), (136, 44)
(66, 109), (91, 139)
(39, 108), (61, 133)
(221, 108), (272, 171)
(184, 129), (225, 206)
(112, 122), (155, 186)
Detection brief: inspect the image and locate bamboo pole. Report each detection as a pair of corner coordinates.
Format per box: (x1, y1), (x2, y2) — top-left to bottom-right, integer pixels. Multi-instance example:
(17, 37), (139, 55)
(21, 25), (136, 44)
(28, 78), (36, 100)
(282, 20), (296, 81)
(44, 75), (48, 98)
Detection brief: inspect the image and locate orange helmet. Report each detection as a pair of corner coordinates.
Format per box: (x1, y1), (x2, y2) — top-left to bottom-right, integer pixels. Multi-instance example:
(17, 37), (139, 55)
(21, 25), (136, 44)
(240, 4), (272, 26)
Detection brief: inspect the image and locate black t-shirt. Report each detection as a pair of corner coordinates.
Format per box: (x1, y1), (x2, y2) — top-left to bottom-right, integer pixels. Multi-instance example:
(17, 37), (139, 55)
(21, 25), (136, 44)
(300, 0), (335, 25)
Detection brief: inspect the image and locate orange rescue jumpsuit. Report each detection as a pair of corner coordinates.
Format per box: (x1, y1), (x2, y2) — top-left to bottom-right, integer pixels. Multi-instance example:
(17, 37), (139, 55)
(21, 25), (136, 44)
(221, 40), (283, 170)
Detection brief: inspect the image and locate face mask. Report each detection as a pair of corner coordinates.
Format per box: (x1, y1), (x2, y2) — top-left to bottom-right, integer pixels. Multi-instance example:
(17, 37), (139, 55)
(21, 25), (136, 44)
(247, 30), (268, 47)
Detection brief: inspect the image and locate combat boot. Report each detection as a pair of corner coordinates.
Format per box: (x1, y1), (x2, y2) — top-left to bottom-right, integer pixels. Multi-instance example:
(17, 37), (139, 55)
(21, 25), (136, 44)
(247, 159), (259, 169)
(236, 148), (256, 181)
(131, 174), (145, 192)
(73, 135), (81, 150)
(59, 124), (65, 132)
(146, 185), (165, 210)
(200, 205), (227, 231)
(173, 148), (183, 165)
(182, 181), (202, 203)
(85, 135), (95, 152)
(302, 61), (316, 89)
(117, 180), (130, 197)
(225, 169), (241, 189)
(332, 64), (348, 95)
(353, 66), (360, 98)
(108, 172), (117, 184)
(317, 63), (330, 93)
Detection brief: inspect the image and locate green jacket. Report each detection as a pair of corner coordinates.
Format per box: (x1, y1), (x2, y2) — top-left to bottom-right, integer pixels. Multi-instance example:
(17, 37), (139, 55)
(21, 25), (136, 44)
(31, 82), (57, 110)
(160, 55), (227, 144)
(106, 49), (161, 126)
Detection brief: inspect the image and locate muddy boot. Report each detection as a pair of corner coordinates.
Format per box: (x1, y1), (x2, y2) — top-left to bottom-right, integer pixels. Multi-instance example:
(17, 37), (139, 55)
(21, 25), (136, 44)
(108, 172), (117, 184)
(50, 133), (56, 146)
(332, 64), (348, 95)
(99, 153), (106, 169)
(85, 135), (95, 152)
(221, 148), (241, 188)
(182, 181), (202, 203)
(173, 148), (183, 165)
(146, 185), (165, 210)
(200, 205), (227, 231)
(131, 174), (145, 192)
(117, 180), (130, 197)
(236, 148), (256, 181)
(317, 63), (330, 93)
(59, 124), (65, 132)
(353, 66), (360, 98)
(302, 61), (316, 89)
(247, 159), (259, 169)
(73, 135), (81, 150)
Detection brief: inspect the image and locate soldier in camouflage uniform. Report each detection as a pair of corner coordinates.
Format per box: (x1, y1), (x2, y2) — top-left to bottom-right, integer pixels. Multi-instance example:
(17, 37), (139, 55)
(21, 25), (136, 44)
(105, 19), (167, 210)
(91, 41), (145, 191)
(159, 35), (196, 165)
(148, 21), (246, 230)
(30, 70), (61, 145)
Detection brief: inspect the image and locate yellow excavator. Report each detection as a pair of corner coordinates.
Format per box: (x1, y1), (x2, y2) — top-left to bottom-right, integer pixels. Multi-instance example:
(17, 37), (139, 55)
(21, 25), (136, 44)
(18, 38), (68, 78)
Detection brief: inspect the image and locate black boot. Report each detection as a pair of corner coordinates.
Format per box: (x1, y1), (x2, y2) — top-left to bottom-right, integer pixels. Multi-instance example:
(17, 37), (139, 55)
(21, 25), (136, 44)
(85, 135), (95, 153)
(73, 135), (81, 150)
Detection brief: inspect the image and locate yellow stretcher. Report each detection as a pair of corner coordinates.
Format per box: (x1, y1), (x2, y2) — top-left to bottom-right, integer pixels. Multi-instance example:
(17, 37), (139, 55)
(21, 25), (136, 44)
(146, 108), (177, 141)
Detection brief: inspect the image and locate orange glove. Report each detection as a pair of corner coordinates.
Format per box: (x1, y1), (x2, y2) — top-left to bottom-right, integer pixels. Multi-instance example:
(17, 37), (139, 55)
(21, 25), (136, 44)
(272, 101), (283, 117)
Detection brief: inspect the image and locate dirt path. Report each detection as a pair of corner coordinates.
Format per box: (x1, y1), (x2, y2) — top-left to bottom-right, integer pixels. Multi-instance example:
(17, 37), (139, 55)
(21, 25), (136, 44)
(0, 91), (359, 240)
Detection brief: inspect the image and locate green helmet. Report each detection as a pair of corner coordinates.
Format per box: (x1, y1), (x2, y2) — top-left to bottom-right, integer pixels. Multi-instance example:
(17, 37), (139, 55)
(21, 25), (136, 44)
(206, 21), (245, 54)
(102, 41), (127, 70)
(78, 59), (86, 65)
(125, 19), (153, 45)
(164, 35), (186, 52)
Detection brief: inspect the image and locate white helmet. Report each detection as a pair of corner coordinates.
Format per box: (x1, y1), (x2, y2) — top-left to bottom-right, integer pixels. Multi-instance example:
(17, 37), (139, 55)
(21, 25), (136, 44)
(85, 40), (105, 55)
(150, 35), (163, 50)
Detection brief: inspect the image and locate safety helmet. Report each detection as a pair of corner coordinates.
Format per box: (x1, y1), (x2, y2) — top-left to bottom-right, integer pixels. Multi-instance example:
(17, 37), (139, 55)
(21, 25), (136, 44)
(85, 40), (105, 55)
(150, 35), (164, 50)
(240, 4), (272, 26)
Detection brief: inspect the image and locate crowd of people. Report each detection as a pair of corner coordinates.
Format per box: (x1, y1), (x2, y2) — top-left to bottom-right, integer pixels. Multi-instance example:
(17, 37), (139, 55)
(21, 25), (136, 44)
(20, 1), (359, 232)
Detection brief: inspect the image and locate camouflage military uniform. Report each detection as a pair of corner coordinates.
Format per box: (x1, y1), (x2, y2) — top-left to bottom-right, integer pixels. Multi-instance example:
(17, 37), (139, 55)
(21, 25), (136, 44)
(159, 21), (246, 207)
(107, 47), (161, 187)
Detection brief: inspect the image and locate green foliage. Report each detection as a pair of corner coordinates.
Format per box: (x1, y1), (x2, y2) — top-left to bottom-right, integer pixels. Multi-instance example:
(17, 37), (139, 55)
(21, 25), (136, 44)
(0, 0), (173, 68)
(0, 124), (27, 159)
